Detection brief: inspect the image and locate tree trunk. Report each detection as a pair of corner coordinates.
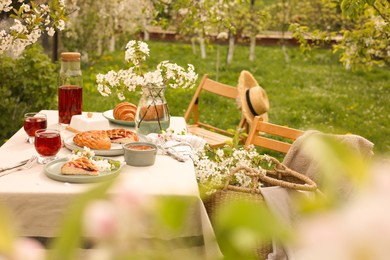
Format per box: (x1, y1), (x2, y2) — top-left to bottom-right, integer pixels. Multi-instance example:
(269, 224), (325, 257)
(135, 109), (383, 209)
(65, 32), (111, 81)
(143, 30), (150, 41)
(282, 45), (289, 64)
(52, 31), (58, 62)
(191, 38), (197, 55)
(97, 38), (103, 56)
(227, 33), (235, 65)
(199, 37), (206, 59)
(143, 18), (149, 41)
(109, 34), (116, 52)
(249, 35), (256, 61)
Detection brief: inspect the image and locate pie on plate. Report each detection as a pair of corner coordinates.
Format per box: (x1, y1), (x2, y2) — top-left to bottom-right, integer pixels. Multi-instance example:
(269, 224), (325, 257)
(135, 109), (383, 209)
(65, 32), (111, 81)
(73, 128), (139, 150)
(44, 157), (121, 183)
(61, 157), (99, 176)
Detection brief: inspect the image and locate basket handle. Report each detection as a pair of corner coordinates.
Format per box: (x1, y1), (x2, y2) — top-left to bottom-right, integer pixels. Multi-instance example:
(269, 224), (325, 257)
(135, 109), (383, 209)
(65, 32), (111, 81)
(223, 165), (262, 194)
(223, 157), (318, 192)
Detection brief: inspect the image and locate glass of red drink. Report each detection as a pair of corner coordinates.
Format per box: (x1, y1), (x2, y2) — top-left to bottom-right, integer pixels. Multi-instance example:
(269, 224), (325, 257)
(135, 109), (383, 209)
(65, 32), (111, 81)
(24, 112), (47, 144)
(34, 129), (62, 164)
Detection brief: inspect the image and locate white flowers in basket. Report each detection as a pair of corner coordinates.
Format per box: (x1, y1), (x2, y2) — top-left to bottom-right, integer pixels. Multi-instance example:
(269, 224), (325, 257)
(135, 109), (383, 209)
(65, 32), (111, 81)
(192, 144), (272, 196)
(96, 40), (198, 100)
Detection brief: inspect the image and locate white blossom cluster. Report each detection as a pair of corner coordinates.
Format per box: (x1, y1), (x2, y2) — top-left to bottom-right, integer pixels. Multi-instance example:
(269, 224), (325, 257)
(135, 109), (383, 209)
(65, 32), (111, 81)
(96, 40), (198, 100)
(125, 40), (150, 65)
(0, 0), (66, 57)
(68, 146), (115, 172)
(158, 128), (187, 140)
(192, 145), (269, 196)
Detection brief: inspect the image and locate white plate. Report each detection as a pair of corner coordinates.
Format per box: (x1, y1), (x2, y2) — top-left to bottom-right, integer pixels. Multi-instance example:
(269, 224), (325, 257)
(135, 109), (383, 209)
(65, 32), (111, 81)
(64, 134), (147, 156)
(103, 110), (135, 126)
(44, 157), (121, 183)
(64, 136), (124, 156)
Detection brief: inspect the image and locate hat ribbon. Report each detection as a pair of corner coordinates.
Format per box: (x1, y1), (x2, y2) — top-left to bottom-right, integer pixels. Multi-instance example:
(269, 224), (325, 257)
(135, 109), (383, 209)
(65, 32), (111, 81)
(246, 89), (258, 116)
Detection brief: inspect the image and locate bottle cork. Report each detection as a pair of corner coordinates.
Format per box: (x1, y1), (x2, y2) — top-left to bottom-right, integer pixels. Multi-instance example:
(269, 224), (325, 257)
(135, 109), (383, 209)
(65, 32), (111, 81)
(61, 52), (81, 62)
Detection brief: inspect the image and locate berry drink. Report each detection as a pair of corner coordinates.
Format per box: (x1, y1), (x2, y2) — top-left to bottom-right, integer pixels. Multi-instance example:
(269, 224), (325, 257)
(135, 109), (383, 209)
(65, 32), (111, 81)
(34, 129), (61, 164)
(24, 117), (47, 137)
(58, 85), (82, 125)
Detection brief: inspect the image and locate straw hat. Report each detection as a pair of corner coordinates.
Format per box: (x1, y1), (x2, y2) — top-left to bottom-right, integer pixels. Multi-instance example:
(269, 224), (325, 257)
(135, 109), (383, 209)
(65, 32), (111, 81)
(238, 70), (269, 125)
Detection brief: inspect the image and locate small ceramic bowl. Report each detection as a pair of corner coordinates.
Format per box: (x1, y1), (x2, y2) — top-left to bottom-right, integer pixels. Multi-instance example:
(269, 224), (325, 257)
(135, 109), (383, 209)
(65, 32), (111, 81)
(122, 142), (157, 167)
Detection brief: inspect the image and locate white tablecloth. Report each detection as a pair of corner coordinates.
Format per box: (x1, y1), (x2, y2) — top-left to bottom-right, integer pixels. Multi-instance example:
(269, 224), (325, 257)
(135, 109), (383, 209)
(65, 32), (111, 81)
(0, 110), (220, 259)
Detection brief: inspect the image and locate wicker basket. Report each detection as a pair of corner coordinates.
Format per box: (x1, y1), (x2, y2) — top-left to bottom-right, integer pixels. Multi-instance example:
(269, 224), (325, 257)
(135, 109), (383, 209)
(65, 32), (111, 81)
(203, 156), (317, 259)
(204, 189), (273, 259)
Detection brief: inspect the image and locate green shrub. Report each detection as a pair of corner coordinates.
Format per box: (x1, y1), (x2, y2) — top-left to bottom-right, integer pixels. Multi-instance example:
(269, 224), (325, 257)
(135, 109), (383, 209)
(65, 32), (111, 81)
(0, 45), (58, 145)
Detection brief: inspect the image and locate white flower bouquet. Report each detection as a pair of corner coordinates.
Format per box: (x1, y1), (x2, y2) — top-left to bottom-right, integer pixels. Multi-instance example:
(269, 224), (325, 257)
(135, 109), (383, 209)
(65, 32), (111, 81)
(96, 40), (198, 134)
(96, 40), (198, 100)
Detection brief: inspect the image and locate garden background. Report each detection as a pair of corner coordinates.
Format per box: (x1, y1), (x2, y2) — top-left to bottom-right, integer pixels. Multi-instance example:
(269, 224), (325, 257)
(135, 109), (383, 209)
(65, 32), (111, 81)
(0, 0), (389, 258)
(1, 0), (389, 155)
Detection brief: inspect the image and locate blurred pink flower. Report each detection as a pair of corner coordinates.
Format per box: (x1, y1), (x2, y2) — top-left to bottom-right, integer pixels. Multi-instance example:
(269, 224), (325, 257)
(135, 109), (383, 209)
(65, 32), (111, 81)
(13, 238), (45, 260)
(83, 201), (118, 241)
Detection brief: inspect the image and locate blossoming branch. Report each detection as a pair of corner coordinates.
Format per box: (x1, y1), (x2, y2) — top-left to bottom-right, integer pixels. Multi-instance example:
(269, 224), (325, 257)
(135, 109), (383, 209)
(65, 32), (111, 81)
(0, 0), (67, 57)
(192, 145), (272, 196)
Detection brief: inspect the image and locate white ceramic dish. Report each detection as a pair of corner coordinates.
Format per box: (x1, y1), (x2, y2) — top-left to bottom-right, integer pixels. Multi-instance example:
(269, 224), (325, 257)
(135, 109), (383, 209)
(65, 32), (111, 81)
(103, 110), (135, 126)
(44, 157), (121, 183)
(123, 142), (157, 167)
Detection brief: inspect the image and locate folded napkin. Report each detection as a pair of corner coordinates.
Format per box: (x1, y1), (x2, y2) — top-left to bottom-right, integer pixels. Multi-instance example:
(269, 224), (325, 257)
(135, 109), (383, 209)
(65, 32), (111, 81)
(146, 133), (207, 160)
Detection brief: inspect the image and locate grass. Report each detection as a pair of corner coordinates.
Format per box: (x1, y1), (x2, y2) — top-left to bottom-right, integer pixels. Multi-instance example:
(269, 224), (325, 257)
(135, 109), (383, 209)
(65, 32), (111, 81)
(82, 40), (390, 154)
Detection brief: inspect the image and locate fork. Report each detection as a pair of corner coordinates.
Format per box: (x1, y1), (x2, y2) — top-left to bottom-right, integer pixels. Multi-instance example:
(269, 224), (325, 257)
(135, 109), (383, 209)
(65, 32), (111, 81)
(0, 155), (37, 177)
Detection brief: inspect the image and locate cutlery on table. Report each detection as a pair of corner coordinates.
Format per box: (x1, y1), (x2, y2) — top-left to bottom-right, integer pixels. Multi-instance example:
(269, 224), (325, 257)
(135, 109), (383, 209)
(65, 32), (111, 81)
(155, 139), (192, 163)
(0, 159), (30, 173)
(0, 155), (37, 177)
(157, 144), (186, 162)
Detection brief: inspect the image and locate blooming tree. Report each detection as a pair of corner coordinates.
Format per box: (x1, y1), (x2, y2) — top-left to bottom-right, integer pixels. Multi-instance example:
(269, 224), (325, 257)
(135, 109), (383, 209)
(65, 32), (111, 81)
(154, 0), (269, 73)
(0, 0), (66, 57)
(154, 0), (217, 59)
(289, 0), (390, 70)
(62, 0), (155, 58)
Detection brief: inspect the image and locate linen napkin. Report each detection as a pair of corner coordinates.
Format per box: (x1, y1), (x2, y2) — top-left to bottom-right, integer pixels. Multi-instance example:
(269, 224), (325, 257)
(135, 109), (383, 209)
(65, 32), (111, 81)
(146, 133), (206, 160)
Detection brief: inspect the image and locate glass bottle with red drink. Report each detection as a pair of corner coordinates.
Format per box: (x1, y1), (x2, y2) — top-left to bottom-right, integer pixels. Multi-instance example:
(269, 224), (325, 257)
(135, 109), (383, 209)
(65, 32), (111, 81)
(58, 52), (82, 125)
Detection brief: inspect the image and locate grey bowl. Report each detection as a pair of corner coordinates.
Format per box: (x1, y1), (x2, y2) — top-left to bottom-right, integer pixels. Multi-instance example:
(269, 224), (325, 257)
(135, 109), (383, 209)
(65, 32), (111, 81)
(122, 142), (157, 167)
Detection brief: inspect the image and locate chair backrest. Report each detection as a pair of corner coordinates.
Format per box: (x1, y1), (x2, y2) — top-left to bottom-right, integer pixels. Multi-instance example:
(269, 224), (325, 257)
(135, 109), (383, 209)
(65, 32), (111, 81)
(245, 116), (304, 154)
(184, 74), (247, 137)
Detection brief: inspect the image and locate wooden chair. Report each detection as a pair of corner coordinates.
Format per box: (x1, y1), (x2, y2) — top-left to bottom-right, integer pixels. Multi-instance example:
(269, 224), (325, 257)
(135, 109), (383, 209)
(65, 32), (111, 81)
(184, 74), (247, 148)
(245, 116), (304, 154)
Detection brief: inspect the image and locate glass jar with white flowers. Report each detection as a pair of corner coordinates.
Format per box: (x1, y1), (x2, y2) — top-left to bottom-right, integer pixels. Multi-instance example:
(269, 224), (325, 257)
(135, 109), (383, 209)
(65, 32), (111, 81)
(96, 40), (198, 135)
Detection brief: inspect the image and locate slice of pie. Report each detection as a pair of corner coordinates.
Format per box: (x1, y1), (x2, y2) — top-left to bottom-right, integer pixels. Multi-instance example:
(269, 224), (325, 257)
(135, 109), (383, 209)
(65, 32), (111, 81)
(106, 129), (139, 144)
(61, 157), (99, 176)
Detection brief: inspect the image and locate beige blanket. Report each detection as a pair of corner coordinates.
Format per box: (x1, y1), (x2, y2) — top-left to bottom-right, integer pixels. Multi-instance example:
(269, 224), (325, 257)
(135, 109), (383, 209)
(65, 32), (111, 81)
(262, 131), (374, 260)
(283, 130), (374, 199)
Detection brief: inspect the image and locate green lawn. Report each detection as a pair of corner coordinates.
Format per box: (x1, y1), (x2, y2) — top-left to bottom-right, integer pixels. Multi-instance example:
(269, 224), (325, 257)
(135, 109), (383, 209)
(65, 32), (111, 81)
(82, 40), (390, 154)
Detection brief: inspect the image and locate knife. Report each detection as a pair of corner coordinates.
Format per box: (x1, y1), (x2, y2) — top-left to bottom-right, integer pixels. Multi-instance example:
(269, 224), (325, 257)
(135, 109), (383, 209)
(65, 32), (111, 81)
(0, 159), (29, 173)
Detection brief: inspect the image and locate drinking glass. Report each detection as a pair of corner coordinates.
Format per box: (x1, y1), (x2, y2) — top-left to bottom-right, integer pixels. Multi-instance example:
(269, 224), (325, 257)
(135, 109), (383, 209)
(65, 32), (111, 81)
(34, 129), (62, 164)
(24, 112), (47, 144)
